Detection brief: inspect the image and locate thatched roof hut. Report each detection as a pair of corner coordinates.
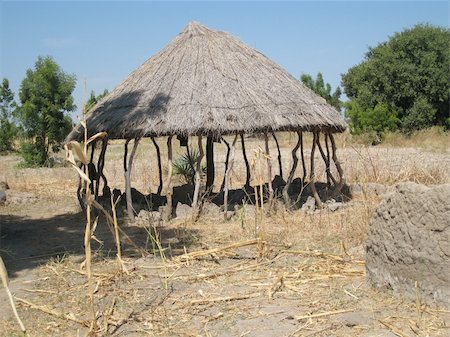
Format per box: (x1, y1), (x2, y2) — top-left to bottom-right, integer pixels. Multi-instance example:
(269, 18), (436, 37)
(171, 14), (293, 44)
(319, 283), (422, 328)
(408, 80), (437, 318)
(67, 21), (348, 221)
(66, 21), (345, 141)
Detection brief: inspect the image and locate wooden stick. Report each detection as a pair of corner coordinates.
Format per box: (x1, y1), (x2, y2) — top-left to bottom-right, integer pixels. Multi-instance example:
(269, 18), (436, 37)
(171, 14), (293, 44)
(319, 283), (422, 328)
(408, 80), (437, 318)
(295, 308), (354, 321)
(264, 133), (274, 207)
(190, 292), (260, 305)
(379, 320), (408, 337)
(271, 131), (283, 178)
(125, 138), (141, 221)
(220, 137), (230, 192)
(16, 297), (88, 327)
(240, 134), (251, 186)
(192, 135), (204, 207)
(164, 136), (173, 221)
(95, 138), (108, 201)
(224, 134), (238, 219)
(0, 257), (26, 333)
(310, 132), (322, 208)
(283, 131), (301, 208)
(151, 137), (163, 195)
(329, 133), (345, 197)
(300, 131), (307, 183)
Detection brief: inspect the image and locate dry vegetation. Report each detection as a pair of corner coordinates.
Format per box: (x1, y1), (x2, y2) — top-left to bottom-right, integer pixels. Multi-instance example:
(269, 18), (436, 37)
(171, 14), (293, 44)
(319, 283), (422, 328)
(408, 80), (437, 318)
(1, 129), (449, 336)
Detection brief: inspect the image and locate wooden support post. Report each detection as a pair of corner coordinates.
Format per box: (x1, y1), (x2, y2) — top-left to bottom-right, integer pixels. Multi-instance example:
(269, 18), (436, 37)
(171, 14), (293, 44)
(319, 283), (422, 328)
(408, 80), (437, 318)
(325, 134), (332, 185)
(220, 137), (230, 192)
(283, 131), (301, 208)
(300, 131), (307, 183)
(264, 133), (274, 207)
(125, 138), (140, 221)
(224, 134), (238, 220)
(309, 132), (322, 208)
(316, 133), (337, 187)
(95, 138), (108, 201)
(164, 136), (174, 221)
(192, 135), (204, 208)
(329, 133), (345, 197)
(240, 134), (251, 187)
(271, 132), (283, 178)
(206, 136), (215, 192)
(88, 143), (96, 194)
(151, 137), (163, 195)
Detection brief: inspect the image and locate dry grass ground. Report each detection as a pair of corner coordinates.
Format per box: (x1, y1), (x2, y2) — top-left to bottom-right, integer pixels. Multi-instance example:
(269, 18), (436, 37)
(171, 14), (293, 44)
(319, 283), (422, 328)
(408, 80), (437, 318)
(0, 129), (449, 336)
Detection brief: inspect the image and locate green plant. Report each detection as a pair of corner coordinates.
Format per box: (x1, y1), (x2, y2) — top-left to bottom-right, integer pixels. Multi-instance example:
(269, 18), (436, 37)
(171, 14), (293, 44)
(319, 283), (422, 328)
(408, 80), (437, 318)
(172, 147), (206, 184)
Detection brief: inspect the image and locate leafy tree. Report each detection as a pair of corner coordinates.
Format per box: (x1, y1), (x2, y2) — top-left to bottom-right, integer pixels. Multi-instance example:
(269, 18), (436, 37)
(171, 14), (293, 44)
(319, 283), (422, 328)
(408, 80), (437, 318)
(15, 56), (76, 166)
(0, 78), (18, 153)
(301, 72), (342, 111)
(342, 24), (450, 133)
(85, 89), (109, 112)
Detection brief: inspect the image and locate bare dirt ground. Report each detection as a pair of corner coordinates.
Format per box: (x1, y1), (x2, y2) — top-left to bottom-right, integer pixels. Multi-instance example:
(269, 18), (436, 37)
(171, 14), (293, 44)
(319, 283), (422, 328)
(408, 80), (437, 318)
(1, 132), (449, 337)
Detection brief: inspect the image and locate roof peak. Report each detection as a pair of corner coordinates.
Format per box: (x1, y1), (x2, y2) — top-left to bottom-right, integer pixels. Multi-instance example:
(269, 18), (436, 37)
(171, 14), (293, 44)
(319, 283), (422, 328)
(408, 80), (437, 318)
(184, 21), (211, 36)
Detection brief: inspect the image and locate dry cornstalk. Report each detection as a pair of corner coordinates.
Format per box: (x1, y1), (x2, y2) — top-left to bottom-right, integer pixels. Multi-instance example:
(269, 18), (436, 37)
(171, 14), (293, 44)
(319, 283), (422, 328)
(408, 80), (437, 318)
(0, 257), (26, 333)
(16, 296), (88, 326)
(295, 308), (355, 321)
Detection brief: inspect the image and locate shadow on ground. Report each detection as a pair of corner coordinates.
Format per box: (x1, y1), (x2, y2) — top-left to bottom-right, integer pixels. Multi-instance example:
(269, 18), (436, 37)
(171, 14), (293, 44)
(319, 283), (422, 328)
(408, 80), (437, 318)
(0, 211), (198, 279)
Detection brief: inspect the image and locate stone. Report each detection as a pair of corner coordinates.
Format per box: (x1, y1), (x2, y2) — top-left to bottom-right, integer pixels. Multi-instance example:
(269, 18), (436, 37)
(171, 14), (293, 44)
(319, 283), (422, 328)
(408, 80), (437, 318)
(300, 196), (316, 213)
(0, 189), (6, 205)
(0, 181), (9, 190)
(366, 182), (450, 308)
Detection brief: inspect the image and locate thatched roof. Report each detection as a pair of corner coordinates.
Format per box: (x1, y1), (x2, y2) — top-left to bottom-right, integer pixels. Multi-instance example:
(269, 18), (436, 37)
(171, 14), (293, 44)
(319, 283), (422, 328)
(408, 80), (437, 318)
(67, 21), (346, 141)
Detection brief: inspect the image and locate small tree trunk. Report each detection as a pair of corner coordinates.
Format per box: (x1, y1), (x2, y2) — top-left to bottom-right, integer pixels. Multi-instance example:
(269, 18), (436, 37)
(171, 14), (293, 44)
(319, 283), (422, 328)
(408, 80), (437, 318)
(329, 133), (345, 197)
(309, 132), (322, 208)
(240, 134), (251, 186)
(192, 135), (204, 208)
(206, 136), (215, 192)
(300, 131), (307, 183)
(224, 135), (238, 220)
(316, 133), (337, 187)
(220, 137), (230, 192)
(283, 131), (301, 208)
(271, 132), (283, 178)
(125, 138), (140, 221)
(164, 136), (174, 221)
(151, 137), (163, 195)
(264, 133), (274, 208)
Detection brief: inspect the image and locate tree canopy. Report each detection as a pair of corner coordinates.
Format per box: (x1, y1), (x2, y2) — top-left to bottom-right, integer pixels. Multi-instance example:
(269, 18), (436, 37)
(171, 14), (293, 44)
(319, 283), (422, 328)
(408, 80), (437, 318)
(15, 56), (76, 166)
(342, 24), (450, 134)
(0, 78), (18, 153)
(301, 72), (342, 111)
(85, 89), (109, 112)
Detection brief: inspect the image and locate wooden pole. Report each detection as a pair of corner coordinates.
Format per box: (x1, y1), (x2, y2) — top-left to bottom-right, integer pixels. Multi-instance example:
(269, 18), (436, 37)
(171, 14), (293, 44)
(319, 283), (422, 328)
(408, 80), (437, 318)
(206, 136), (215, 191)
(283, 131), (301, 208)
(220, 137), (230, 192)
(309, 132), (322, 208)
(95, 138), (108, 201)
(316, 133), (337, 187)
(264, 133), (274, 207)
(164, 136), (174, 221)
(192, 135), (204, 208)
(329, 133), (345, 197)
(240, 134), (251, 187)
(125, 138), (140, 221)
(151, 137), (163, 195)
(271, 132), (283, 178)
(300, 131), (307, 183)
(224, 134), (238, 220)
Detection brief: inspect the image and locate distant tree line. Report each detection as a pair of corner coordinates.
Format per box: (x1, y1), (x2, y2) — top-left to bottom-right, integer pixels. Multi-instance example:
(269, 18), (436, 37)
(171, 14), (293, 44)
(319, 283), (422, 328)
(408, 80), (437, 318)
(302, 23), (449, 140)
(0, 56), (109, 167)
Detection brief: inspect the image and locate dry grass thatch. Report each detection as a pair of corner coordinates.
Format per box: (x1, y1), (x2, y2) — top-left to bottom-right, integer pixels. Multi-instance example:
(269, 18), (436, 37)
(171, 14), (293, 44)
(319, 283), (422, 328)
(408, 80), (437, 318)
(66, 21), (347, 142)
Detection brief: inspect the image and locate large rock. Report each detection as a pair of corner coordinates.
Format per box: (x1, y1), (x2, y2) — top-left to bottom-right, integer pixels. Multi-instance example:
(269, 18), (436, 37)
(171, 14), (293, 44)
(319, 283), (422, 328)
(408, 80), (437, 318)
(366, 183), (450, 308)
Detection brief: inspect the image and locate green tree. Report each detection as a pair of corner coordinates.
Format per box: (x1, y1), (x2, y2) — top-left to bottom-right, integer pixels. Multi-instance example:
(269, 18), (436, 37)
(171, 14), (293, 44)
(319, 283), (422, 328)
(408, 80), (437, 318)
(15, 56), (76, 166)
(301, 72), (342, 111)
(85, 89), (109, 112)
(0, 78), (18, 153)
(342, 24), (450, 133)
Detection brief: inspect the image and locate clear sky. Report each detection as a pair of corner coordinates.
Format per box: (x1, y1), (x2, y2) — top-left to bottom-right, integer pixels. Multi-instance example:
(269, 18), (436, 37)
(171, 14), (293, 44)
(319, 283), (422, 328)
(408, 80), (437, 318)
(1, 1), (448, 120)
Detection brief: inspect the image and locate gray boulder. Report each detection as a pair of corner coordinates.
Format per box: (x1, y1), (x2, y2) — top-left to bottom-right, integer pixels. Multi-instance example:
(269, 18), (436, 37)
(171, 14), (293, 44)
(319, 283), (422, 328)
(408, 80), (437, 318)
(366, 182), (450, 308)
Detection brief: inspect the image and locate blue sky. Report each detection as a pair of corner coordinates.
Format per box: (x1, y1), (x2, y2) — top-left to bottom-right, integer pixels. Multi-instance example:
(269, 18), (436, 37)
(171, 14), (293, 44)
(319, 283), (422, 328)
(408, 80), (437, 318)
(1, 1), (448, 120)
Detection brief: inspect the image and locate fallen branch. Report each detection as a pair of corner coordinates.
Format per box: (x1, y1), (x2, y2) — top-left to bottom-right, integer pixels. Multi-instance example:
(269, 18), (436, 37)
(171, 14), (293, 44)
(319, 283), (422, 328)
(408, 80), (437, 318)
(379, 320), (408, 337)
(16, 297), (88, 327)
(174, 239), (260, 261)
(295, 308), (355, 321)
(190, 292), (260, 305)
